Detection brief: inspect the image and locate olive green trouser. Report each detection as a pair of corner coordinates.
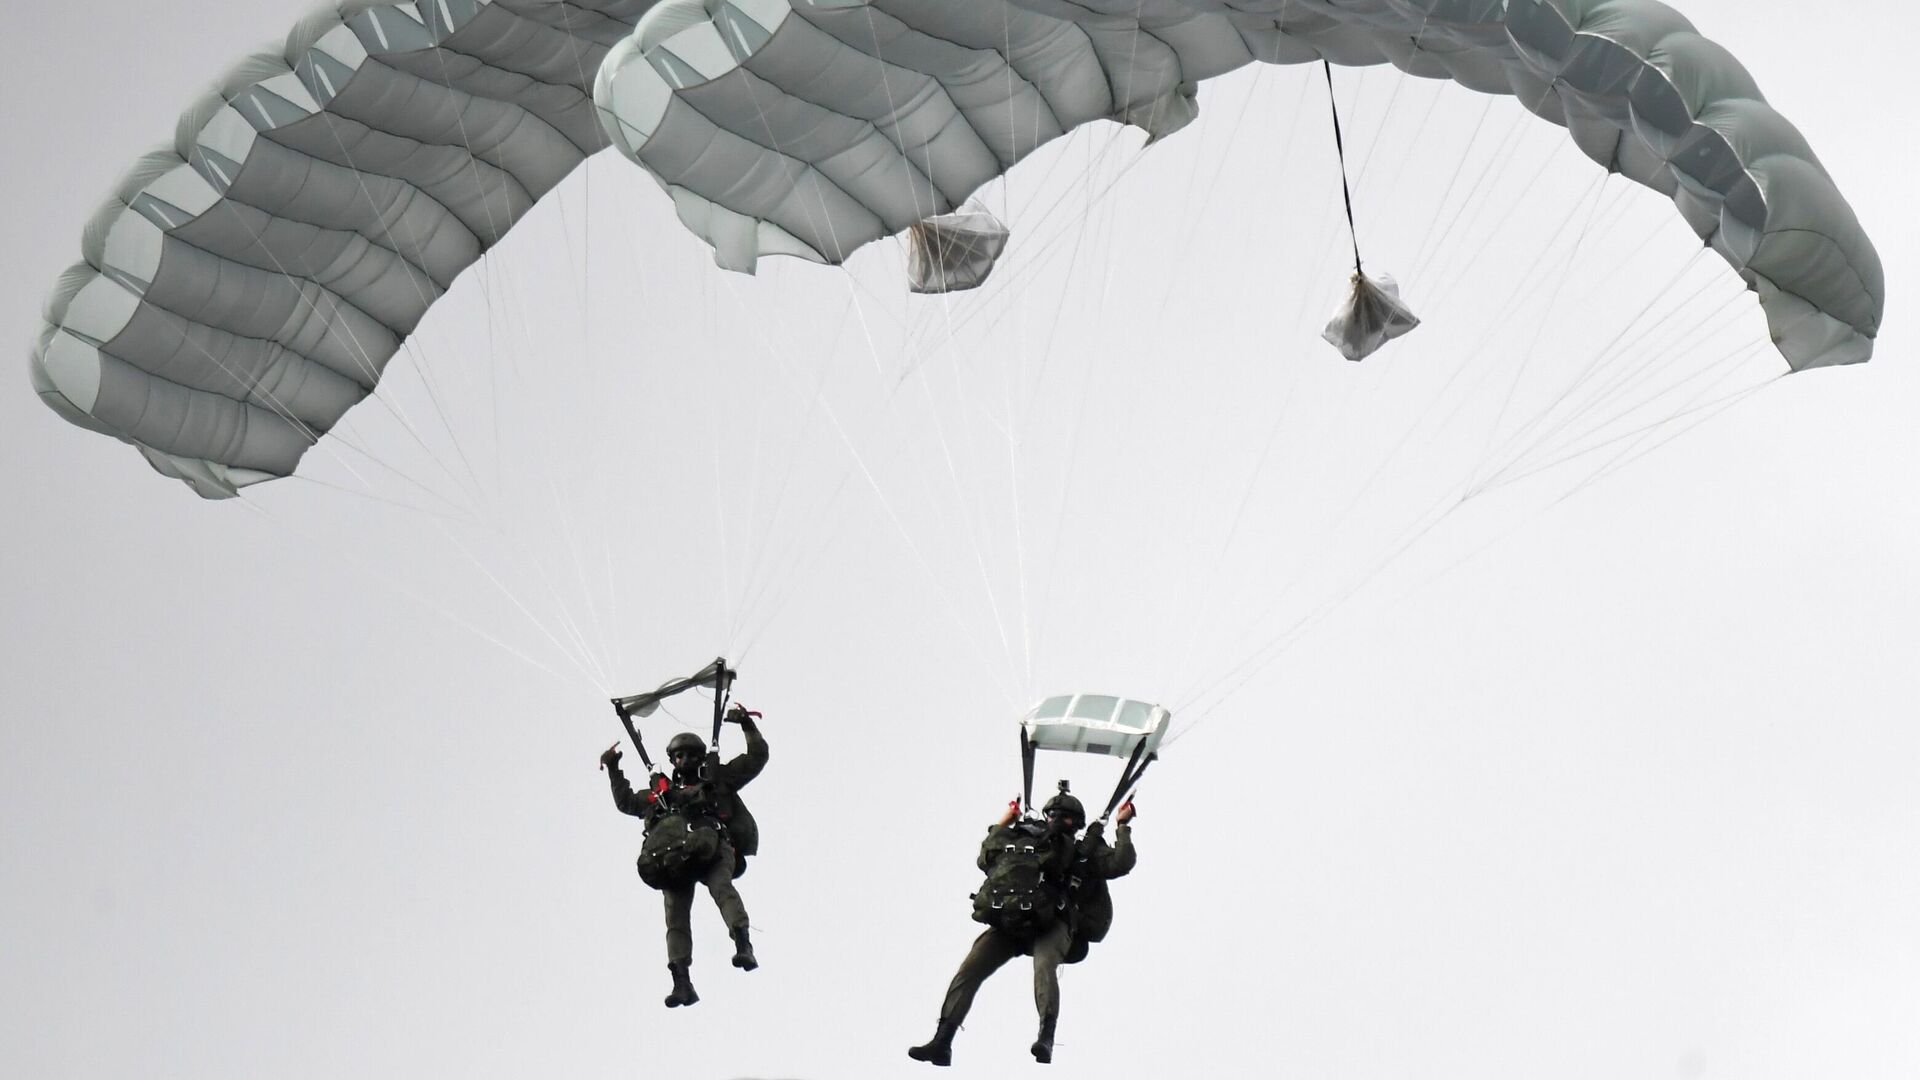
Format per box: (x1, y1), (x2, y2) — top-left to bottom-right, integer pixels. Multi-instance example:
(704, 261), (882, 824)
(938, 921), (1072, 1025)
(662, 840), (748, 966)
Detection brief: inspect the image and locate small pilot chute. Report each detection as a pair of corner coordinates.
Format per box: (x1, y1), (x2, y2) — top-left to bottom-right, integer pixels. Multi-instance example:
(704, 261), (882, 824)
(1316, 62), (1419, 362)
(1323, 271), (1421, 362)
(907, 201), (1009, 295)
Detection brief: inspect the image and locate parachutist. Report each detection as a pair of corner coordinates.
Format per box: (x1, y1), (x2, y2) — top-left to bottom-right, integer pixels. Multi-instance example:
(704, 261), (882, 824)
(912, 695), (1158, 1063)
(601, 680), (768, 1007)
(907, 787), (1137, 1066)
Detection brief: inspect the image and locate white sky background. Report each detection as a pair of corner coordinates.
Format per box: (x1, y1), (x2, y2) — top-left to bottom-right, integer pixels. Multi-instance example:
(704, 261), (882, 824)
(3, 2), (1917, 1077)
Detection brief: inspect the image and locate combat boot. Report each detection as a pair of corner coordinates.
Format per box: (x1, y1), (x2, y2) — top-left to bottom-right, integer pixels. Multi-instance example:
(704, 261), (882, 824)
(907, 1019), (958, 1067)
(730, 925), (758, 971)
(664, 962), (699, 1008)
(1030, 1014), (1057, 1064)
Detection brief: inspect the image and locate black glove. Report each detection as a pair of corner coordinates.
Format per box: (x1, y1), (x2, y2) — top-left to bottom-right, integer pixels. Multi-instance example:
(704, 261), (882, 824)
(599, 743), (622, 769)
(724, 704), (758, 725)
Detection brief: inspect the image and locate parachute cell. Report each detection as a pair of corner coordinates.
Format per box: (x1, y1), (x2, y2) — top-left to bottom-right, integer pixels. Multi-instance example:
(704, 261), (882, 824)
(31, 1), (656, 497)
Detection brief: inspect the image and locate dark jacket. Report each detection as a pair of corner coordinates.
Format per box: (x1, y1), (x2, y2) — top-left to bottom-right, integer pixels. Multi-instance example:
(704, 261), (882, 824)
(1066, 821), (1135, 956)
(605, 718), (769, 857)
(703, 717), (768, 857)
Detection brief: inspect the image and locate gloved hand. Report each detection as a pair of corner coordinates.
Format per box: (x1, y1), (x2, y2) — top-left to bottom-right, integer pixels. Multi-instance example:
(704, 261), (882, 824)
(724, 703), (761, 725)
(599, 743), (622, 770)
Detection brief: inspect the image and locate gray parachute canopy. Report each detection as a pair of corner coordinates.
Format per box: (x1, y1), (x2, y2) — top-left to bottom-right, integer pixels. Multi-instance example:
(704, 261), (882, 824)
(32, 0), (1885, 497)
(32, 1), (654, 498)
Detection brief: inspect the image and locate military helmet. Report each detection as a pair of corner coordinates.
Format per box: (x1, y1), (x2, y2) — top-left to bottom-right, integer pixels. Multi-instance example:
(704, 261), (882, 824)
(665, 731), (708, 760)
(1042, 787), (1085, 824)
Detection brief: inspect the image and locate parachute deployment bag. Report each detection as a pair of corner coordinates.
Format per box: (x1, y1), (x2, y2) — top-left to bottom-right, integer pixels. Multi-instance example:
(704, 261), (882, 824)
(971, 829), (1063, 935)
(635, 812), (722, 890)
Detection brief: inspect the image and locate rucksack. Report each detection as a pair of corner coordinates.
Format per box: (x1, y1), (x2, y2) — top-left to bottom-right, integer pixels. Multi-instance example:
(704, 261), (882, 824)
(635, 811), (722, 890)
(971, 824), (1065, 935)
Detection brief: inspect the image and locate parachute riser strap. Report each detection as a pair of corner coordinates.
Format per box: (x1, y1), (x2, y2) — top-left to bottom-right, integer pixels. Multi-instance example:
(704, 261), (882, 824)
(1099, 741), (1150, 821)
(1020, 728), (1037, 813)
(1322, 60), (1364, 276)
(709, 656), (736, 750)
(1101, 751), (1157, 822)
(610, 701), (658, 773)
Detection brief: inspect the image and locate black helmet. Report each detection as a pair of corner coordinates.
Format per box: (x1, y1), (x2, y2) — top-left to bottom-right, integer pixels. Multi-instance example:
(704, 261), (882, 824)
(1042, 786), (1085, 825)
(665, 732), (707, 760)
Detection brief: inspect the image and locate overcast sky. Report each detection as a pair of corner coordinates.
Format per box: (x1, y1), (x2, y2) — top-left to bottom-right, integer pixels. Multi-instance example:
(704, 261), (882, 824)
(3, 2), (1917, 1078)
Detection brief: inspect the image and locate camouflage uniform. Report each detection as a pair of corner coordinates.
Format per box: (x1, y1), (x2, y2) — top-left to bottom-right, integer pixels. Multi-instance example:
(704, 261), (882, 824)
(605, 719), (768, 965)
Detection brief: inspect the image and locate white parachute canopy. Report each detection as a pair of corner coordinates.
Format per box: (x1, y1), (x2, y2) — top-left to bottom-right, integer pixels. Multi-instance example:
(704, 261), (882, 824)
(1022, 694), (1169, 761)
(906, 200), (1010, 294)
(1021, 694), (1168, 817)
